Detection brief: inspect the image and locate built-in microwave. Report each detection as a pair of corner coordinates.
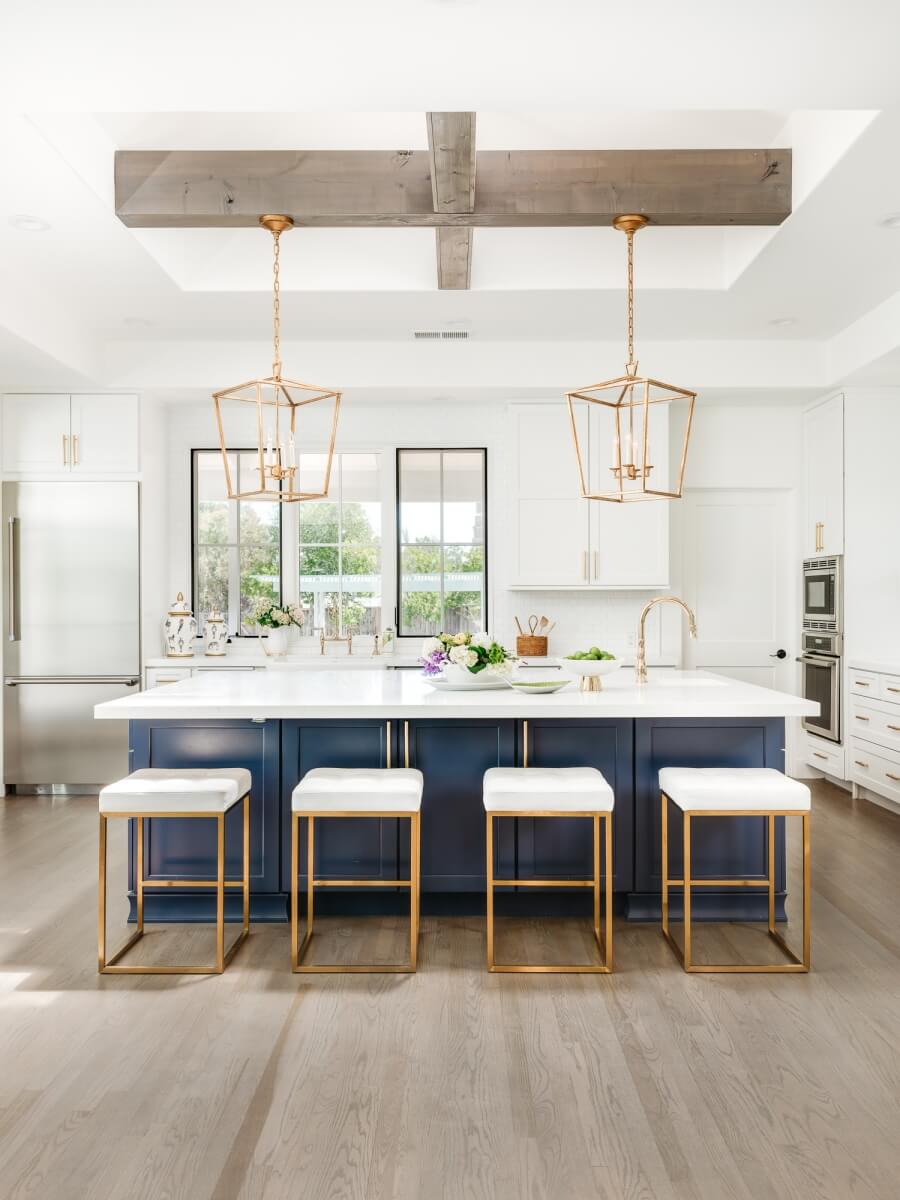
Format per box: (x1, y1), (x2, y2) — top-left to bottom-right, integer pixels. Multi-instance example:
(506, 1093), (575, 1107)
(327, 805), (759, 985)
(802, 555), (842, 632)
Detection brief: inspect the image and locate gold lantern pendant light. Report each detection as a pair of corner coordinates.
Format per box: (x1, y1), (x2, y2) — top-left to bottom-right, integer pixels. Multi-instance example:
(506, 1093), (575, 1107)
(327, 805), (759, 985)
(566, 214), (696, 502)
(212, 215), (341, 502)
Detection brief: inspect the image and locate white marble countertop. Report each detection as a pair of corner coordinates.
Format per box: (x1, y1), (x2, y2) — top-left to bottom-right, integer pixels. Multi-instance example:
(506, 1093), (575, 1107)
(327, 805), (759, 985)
(97, 667), (818, 721)
(847, 660), (900, 677)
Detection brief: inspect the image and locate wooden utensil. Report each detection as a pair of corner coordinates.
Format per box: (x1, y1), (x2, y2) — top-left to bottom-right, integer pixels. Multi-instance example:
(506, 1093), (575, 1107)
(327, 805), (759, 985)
(514, 616), (525, 636)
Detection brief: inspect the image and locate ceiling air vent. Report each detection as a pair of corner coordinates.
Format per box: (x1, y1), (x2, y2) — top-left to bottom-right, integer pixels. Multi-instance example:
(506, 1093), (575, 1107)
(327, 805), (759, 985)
(413, 329), (471, 340)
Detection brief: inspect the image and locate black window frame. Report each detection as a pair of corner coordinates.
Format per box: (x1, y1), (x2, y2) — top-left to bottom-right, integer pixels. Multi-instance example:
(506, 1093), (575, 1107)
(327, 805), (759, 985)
(394, 446), (488, 639)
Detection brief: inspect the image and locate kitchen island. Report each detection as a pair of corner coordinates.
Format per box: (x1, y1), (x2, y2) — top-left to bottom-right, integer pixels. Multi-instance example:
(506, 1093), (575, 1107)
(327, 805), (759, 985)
(95, 668), (816, 923)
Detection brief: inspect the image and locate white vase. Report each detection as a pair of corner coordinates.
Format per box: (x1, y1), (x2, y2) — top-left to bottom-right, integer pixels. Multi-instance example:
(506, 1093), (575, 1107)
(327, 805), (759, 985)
(164, 592), (197, 658)
(264, 626), (290, 657)
(441, 663), (472, 683)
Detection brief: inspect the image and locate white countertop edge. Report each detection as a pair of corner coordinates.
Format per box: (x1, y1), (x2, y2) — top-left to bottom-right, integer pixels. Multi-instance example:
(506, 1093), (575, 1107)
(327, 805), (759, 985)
(847, 661), (900, 677)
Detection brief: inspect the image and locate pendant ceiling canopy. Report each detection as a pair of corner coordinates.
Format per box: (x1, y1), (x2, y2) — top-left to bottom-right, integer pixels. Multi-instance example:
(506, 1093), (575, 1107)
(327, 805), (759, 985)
(566, 215), (696, 503)
(212, 215), (341, 503)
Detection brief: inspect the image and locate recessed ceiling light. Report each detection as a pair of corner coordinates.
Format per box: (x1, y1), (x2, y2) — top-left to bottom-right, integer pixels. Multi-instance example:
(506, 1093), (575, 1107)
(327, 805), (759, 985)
(9, 214), (50, 233)
(769, 317), (796, 327)
(880, 214), (900, 229)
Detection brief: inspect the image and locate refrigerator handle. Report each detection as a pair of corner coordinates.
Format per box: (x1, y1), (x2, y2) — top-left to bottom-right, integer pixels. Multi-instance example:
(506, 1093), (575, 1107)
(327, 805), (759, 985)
(7, 516), (17, 643)
(5, 677), (141, 687)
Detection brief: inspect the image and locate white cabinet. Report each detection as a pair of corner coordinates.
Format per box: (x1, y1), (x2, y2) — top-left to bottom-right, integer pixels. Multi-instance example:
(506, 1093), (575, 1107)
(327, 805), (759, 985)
(510, 404), (591, 586)
(847, 663), (900, 807)
(2, 393), (139, 475)
(509, 402), (669, 589)
(803, 393), (843, 556)
(1, 394), (71, 473)
(145, 667), (191, 688)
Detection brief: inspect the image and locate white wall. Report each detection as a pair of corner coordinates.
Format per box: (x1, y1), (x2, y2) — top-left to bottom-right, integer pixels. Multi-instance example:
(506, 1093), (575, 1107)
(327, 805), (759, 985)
(147, 394), (804, 668)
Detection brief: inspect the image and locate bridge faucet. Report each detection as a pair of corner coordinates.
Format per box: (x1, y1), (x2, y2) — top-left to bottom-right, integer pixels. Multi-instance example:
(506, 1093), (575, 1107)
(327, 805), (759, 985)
(635, 596), (697, 684)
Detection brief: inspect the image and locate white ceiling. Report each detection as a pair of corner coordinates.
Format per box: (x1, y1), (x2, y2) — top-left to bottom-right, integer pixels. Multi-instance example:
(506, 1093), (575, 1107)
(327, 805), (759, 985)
(2, 100), (900, 401)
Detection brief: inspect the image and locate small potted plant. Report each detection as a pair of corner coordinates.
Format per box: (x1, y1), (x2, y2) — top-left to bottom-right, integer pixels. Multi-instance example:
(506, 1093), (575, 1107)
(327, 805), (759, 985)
(251, 599), (304, 657)
(420, 631), (515, 681)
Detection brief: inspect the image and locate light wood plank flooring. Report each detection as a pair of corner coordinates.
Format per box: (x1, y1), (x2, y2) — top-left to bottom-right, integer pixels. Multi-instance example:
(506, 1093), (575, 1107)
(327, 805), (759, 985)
(1, 780), (900, 1199)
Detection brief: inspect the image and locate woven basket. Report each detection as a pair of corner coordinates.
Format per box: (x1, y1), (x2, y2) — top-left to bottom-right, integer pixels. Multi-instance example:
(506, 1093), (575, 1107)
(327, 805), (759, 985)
(516, 635), (548, 657)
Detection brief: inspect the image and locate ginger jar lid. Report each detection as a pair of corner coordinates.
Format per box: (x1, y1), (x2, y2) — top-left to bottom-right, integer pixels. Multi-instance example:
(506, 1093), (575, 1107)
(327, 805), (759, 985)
(167, 591), (193, 617)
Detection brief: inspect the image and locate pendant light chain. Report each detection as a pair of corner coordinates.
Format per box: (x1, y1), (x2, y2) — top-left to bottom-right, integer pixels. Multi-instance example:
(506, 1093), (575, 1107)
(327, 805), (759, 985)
(626, 228), (636, 375)
(272, 229), (282, 378)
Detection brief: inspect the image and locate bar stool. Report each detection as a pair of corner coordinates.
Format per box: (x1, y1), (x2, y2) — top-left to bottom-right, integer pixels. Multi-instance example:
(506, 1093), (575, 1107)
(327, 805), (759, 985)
(483, 767), (614, 973)
(659, 767), (811, 974)
(98, 768), (251, 975)
(291, 767), (423, 973)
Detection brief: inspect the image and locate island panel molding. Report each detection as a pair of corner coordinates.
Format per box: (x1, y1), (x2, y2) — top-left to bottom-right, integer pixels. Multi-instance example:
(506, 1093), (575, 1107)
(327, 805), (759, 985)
(114, 148), (792, 229)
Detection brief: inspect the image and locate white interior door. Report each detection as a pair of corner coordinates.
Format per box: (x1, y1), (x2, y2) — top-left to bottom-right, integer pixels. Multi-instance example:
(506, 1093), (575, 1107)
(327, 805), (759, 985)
(680, 489), (796, 690)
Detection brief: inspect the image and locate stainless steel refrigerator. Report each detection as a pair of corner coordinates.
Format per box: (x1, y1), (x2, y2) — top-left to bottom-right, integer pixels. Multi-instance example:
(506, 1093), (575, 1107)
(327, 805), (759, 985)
(3, 482), (141, 790)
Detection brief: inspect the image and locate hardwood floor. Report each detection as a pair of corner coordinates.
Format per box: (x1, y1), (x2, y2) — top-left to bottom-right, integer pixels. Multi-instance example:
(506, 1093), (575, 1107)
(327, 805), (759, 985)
(1, 780), (900, 1199)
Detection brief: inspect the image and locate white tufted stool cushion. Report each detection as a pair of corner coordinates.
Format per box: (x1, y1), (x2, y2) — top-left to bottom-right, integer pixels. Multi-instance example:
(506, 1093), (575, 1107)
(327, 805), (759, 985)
(99, 768), (252, 814)
(292, 768), (424, 814)
(483, 767), (614, 813)
(659, 767), (811, 813)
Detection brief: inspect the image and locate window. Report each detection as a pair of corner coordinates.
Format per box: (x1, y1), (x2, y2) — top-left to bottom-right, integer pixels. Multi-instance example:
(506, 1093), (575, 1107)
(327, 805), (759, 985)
(396, 448), (486, 637)
(193, 451), (282, 634)
(298, 452), (382, 637)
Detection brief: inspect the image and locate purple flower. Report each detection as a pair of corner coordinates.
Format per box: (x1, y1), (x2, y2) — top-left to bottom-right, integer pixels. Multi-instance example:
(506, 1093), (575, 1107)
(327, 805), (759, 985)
(420, 649), (448, 677)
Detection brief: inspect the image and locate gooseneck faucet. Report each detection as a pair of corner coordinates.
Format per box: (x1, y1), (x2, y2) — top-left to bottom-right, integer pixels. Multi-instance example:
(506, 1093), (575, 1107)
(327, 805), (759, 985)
(635, 596), (698, 684)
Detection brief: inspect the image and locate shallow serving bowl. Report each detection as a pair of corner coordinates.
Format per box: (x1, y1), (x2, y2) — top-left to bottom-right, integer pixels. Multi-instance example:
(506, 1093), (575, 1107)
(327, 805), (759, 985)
(508, 676), (571, 695)
(556, 656), (623, 692)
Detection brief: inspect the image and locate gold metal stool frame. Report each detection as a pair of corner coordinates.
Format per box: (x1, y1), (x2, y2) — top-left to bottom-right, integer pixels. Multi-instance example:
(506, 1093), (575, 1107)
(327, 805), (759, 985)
(660, 791), (810, 974)
(98, 795), (250, 975)
(291, 810), (421, 974)
(486, 811), (613, 973)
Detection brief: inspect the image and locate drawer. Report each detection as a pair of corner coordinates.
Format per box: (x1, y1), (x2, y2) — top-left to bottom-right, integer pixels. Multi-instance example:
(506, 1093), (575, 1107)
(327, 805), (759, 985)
(804, 734), (845, 778)
(878, 673), (900, 703)
(849, 669), (879, 698)
(848, 697), (900, 755)
(849, 739), (900, 804)
(146, 666), (191, 688)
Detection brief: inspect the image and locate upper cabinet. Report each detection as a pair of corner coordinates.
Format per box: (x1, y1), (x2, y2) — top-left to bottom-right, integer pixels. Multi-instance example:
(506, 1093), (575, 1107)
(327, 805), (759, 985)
(803, 392), (843, 557)
(508, 402), (669, 589)
(2, 394), (139, 476)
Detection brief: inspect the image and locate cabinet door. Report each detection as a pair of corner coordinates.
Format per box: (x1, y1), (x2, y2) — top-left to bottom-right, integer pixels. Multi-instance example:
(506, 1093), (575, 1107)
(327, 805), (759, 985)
(516, 719), (633, 891)
(589, 399), (670, 586)
(129, 718), (281, 898)
(406, 719), (517, 891)
(281, 719), (395, 890)
(2, 394), (71, 473)
(71, 394), (139, 473)
(804, 393), (843, 555)
(510, 403), (590, 586)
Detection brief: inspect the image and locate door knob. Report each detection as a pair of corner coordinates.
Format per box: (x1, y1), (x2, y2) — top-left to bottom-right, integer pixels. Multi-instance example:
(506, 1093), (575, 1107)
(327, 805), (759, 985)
(769, 649), (788, 659)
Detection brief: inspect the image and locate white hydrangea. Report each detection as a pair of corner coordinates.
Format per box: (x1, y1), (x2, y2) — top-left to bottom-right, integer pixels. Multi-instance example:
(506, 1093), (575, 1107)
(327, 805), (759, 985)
(422, 636), (444, 656)
(471, 632), (493, 649)
(449, 645), (478, 668)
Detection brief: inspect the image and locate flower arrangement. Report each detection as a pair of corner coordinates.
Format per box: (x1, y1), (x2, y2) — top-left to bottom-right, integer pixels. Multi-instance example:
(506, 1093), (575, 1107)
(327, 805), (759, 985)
(251, 599), (304, 630)
(420, 631), (515, 677)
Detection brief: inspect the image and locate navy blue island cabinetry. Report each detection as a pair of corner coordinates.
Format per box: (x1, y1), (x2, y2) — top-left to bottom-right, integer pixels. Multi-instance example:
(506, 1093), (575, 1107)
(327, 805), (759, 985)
(127, 713), (786, 923)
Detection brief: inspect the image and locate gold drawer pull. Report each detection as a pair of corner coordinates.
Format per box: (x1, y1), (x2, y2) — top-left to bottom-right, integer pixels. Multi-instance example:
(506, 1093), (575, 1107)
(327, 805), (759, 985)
(887, 773), (900, 783)
(855, 681), (871, 687)
(854, 760), (869, 768)
(812, 751), (828, 761)
(888, 725), (900, 733)
(855, 715), (870, 721)
(887, 687), (900, 694)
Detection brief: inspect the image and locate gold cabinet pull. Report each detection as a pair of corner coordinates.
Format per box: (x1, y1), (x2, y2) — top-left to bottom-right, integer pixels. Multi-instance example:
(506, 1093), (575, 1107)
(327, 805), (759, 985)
(814, 521), (824, 552)
(855, 681), (870, 687)
(887, 773), (900, 783)
(62, 433), (68, 466)
(812, 751), (828, 760)
(855, 714), (870, 722)
(386, 720), (392, 769)
(523, 719), (529, 768)
(854, 760), (869, 769)
(887, 687), (900, 694)
(403, 720), (410, 768)
(887, 725), (900, 733)
(72, 433), (79, 465)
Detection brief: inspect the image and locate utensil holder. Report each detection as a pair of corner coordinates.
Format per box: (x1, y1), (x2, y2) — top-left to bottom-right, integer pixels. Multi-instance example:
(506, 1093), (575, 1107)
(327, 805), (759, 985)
(516, 635), (548, 657)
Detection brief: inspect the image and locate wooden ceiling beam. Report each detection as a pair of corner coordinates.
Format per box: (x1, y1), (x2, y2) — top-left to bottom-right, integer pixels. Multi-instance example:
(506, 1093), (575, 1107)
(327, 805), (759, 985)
(426, 112), (476, 289)
(115, 147), (791, 228)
